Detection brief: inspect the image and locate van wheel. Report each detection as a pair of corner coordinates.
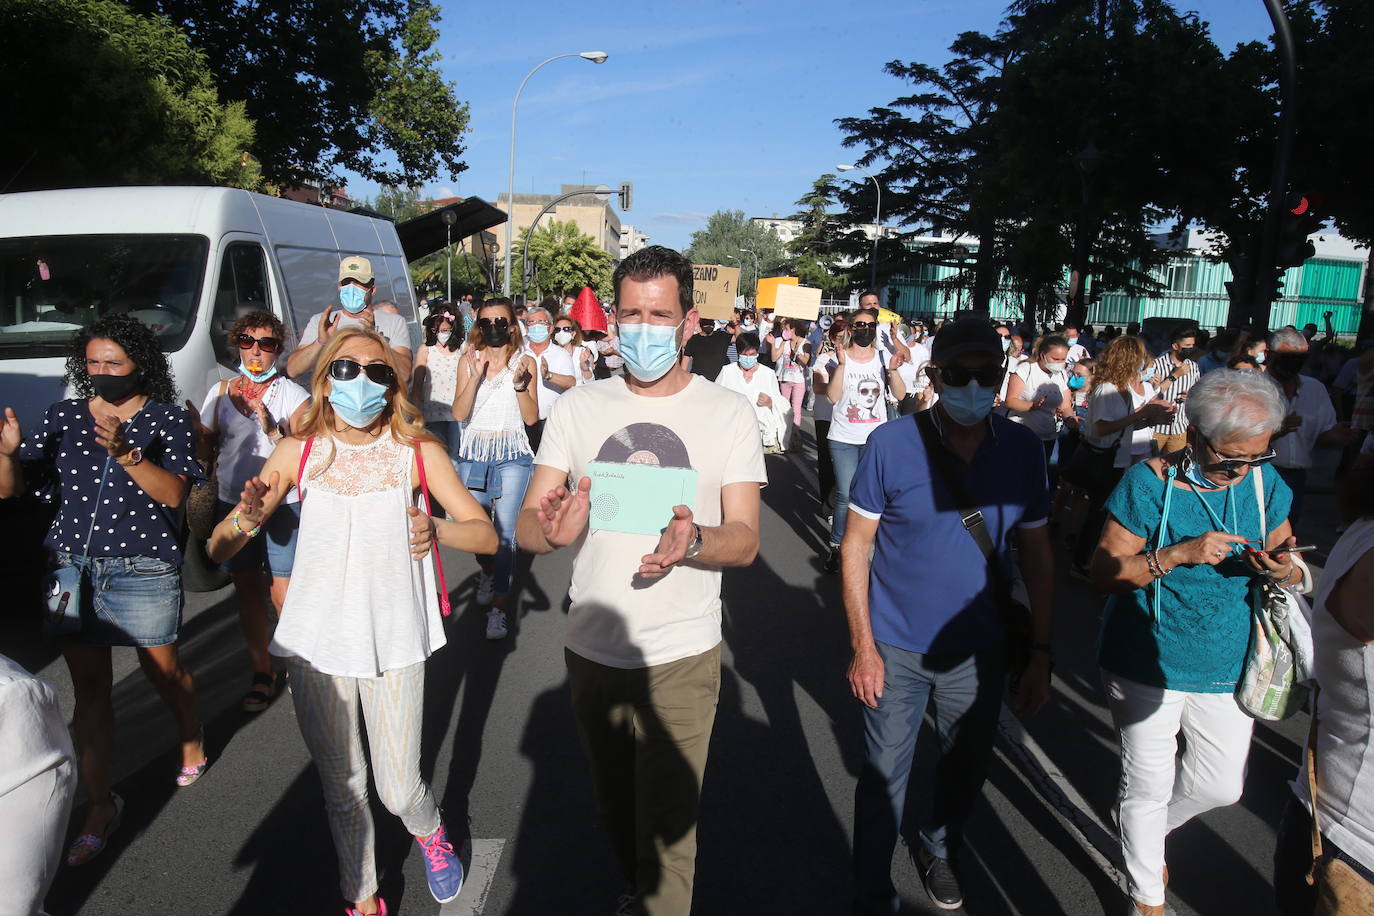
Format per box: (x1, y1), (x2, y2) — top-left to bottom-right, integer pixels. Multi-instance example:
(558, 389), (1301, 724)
(182, 534), (230, 592)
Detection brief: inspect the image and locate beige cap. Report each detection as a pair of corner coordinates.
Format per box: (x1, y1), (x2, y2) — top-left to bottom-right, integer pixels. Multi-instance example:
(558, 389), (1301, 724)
(338, 256), (375, 285)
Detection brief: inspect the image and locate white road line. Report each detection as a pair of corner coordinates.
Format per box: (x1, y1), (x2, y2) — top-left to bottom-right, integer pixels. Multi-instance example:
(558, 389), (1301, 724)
(439, 839), (506, 915)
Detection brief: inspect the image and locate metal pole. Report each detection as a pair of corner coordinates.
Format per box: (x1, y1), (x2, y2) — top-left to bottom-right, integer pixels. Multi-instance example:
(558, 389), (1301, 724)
(521, 188), (616, 298)
(1246, 0), (1299, 333)
(505, 54), (582, 296)
(869, 175), (881, 291)
(445, 223), (452, 304)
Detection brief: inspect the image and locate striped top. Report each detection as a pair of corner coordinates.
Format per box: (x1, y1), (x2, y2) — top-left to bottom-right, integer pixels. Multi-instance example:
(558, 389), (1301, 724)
(1151, 354), (1200, 435)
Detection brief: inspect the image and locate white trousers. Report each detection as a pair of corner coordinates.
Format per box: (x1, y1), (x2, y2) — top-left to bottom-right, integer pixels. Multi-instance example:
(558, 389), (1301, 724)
(287, 658), (441, 903)
(1104, 672), (1256, 906)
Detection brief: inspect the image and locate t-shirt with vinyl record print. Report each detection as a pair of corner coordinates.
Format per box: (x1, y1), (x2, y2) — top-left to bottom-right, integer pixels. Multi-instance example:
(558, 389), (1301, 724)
(534, 376), (767, 670)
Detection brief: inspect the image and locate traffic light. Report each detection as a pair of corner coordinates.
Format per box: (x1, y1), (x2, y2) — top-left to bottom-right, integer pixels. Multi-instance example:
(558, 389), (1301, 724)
(1267, 267), (1287, 302)
(1275, 192), (1319, 269)
(1224, 242), (1254, 304)
(618, 182), (633, 211)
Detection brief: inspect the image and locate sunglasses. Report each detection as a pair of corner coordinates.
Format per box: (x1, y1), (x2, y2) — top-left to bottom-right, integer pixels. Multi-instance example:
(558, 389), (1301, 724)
(477, 317), (509, 329)
(237, 334), (282, 353)
(1200, 435), (1276, 472)
(553, 325), (575, 332)
(851, 321), (876, 330)
(329, 358), (395, 386)
(939, 364), (1006, 388)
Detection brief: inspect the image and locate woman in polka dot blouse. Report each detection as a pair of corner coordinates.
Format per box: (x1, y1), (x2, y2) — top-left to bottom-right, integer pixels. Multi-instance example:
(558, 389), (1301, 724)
(0, 314), (207, 867)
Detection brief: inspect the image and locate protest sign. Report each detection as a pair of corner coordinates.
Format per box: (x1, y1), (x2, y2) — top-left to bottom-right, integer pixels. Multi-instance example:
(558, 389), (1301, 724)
(690, 265), (740, 320)
(755, 276), (798, 311)
(771, 283), (822, 320)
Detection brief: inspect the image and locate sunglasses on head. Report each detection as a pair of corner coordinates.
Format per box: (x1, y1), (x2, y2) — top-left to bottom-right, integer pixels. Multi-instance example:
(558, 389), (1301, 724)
(237, 334), (282, 353)
(329, 358), (395, 386)
(477, 317), (509, 329)
(1199, 434), (1276, 472)
(939, 364), (1006, 388)
(851, 321), (876, 330)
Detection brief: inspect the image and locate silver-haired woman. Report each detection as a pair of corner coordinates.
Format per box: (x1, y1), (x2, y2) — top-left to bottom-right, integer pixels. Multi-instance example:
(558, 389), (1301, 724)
(1090, 369), (1302, 916)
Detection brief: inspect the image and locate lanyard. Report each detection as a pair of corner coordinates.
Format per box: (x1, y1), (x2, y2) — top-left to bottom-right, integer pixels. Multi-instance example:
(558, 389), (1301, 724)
(1187, 477), (1253, 553)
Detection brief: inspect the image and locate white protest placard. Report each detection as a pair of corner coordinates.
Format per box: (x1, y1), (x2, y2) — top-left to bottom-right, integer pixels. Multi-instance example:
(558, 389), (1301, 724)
(690, 265), (740, 320)
(771, 283), (822, 320)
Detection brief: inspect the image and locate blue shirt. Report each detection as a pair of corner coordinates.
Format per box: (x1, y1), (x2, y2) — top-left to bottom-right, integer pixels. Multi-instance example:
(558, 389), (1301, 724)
(849, 412), (1050, 655)
(1097, 461), (1292, 692)
(21, 399), (203, 564)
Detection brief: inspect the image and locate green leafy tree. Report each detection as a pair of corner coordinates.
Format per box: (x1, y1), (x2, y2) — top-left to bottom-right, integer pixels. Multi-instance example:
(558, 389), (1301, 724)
(786, 176), (852, 298)
(682, 210), (788, 297)
(0, 0), (257, 192)
(518, 220), (613, 301)
(128, 0), (470, 189)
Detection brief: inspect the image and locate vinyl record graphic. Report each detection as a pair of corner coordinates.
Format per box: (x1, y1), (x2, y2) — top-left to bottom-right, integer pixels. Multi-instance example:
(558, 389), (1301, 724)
(594, 423), (692, 469)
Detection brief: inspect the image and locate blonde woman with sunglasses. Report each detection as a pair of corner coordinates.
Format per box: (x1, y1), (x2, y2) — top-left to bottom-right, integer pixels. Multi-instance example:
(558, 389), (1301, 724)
(209, 328), (497, 916)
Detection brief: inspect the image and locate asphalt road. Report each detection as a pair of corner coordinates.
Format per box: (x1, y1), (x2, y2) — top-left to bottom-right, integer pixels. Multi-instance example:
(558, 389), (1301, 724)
(10, 421), (1342, 916)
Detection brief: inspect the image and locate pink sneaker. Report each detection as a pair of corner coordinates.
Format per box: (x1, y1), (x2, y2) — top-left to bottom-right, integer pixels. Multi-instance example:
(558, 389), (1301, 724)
(344, 897), (386, 916)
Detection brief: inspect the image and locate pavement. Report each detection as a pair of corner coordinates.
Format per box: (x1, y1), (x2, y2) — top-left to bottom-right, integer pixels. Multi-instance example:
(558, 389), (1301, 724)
(8, 419), (1346, 916)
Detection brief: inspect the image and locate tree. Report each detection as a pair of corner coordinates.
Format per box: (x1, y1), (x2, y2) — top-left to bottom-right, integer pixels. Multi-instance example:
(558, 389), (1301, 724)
(0, 0), (258, 192)
(518, 220), (613, 302)
(786, 176), (853, 298)
(128, 0), (470, 189)
(682, 210), (788, 296)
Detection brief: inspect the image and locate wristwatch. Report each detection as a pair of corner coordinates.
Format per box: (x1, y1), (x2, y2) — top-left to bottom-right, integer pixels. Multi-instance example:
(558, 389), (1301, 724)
(116, 446), (143, 468)
(683, 523), (703, 560)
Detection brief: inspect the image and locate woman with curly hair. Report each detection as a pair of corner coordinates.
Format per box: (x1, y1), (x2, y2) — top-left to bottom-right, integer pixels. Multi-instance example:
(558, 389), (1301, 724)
(192, 310), (310, 712)
(411, 309), (465, 465)
(0, 313), (206, 866)
(208, 328), (497, 915)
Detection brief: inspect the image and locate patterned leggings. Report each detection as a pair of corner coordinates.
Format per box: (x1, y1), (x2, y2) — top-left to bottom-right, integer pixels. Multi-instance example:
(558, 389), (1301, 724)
(286, 658), (442, 903)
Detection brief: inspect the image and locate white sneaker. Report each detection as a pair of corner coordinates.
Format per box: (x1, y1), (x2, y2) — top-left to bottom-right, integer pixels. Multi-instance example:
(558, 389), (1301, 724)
(476, 572), (494, 605)
(485, 609), (508, 640)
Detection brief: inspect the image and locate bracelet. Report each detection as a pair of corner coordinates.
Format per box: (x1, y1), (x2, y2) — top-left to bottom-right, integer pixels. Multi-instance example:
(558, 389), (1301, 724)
(1145, 547), (1170, 579)
(230, 512), (262, 538)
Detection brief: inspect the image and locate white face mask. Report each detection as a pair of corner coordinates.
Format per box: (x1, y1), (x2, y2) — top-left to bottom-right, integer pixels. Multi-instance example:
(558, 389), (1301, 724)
(554, 330), (574, 346)
(435, 331), (451, 344)
(1044, 360), (1067, 373)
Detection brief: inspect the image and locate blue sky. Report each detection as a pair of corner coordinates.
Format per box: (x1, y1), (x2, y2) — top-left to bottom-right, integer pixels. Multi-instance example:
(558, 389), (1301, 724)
(348, 0), (1276, 251)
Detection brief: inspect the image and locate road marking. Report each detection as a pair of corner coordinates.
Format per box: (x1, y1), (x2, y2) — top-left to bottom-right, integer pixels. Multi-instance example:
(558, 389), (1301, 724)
(439, 839), (505, 915)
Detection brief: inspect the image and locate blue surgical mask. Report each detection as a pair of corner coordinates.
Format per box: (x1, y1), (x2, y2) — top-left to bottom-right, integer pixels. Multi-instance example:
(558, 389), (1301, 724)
(738, 354), (759, 370)
(328, 373), (388, 428)
(239, 360), (278, 383)
(940, 382), (997, 426)
(1067, 374), (1086, 390)
(1141, 364), (1156, 381)
(339, 284), (368, 315)
(1255, 351), (1266, 365)
(1067, 336), (1079, 347)
(526, 324), (550, 344)
(1183, 451), (1225, 489)
(619, 320), (684, 382)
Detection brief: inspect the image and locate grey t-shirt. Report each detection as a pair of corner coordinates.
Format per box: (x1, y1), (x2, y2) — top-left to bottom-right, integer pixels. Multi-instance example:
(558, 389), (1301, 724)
(297, 308), (411, 354)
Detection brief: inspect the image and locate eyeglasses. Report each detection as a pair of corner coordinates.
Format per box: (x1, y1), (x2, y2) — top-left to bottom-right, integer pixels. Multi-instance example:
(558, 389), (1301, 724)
(851, 321), (876, 330)
(477, 317), (509, 329)
(328, 358), (395, 386)
(237, 334), (282, 353)
(939, 364), (1006, 388)
(1199, 435), (1276, 472)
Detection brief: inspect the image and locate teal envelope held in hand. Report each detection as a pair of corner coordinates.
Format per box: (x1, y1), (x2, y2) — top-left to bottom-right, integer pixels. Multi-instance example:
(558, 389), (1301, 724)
(586, 461), (698, 537)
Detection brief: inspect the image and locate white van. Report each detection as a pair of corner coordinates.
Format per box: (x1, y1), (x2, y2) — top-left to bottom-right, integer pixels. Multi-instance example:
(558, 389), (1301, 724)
(0, 186), (422, 427)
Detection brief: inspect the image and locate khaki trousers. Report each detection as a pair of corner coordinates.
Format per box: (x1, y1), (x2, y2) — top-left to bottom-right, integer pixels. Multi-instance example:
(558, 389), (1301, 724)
(1153, 431), (1188, 456)
(566, 645), (721, 916)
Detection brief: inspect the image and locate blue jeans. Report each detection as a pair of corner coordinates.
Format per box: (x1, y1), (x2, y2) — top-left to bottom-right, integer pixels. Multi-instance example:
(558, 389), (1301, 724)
(458, 454), (533, 596)
(852, 641), (1006, 914)
(829, 439), (867, 548)
(427, 420), (463, 473)
(54, 552), (183, 647)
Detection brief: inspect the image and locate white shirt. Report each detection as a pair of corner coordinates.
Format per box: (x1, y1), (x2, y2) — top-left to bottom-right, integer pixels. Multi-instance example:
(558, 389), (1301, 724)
(1086, 382), (1156, 468)
(297, 307), (410, 356)
(524, 342), (576, 421)
(1006, 361), (1069, 441)
(1275, 375), (1338, 469)
(199, 376), (310, 503)
(534, 377), (767, 668)
(824, 350), (889, 445)
(1066, 342), (1091, 369)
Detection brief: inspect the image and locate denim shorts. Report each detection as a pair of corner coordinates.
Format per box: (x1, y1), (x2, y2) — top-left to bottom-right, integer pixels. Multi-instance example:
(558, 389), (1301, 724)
(54, 552), (183, 647)
(214, 499), (302, 578)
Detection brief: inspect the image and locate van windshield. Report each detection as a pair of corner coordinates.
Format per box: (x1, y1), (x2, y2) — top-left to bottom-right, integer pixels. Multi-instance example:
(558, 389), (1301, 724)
(0, 234), (208, 359)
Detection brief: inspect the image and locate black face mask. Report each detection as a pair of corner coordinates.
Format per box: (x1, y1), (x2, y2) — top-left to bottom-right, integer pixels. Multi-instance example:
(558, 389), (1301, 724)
(700, 321), (715, 334)
(91, 369), (143, 403)
(481, 324), (511, 348)
(1177, 346), (1200, 361)
(1270, 352), (1306, 377)
(851, 328), (877, 348)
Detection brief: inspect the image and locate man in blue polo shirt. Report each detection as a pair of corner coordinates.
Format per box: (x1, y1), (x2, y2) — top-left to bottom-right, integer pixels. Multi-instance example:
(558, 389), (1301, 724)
(843, 318), (1055, 914)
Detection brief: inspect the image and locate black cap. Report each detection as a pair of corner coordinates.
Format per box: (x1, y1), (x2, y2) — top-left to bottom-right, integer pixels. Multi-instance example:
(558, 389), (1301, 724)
(931, 318), (1003, 364)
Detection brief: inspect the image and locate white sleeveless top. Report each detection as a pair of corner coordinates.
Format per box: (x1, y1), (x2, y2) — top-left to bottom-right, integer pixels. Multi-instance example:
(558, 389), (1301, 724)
(270, 434), (444, 677)
(420, 345), (462, 424)
(1296, 516), (1374, 872)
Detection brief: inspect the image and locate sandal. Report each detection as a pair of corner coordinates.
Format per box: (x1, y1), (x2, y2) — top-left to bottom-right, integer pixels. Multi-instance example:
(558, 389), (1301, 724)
(176, 726), (209, 787)
(242, 671), (277, 713)
(66, 793), (124, 867)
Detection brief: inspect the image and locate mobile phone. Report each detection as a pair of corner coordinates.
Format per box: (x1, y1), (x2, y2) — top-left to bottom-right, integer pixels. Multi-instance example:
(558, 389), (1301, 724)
(1272, 544), (1317, 555)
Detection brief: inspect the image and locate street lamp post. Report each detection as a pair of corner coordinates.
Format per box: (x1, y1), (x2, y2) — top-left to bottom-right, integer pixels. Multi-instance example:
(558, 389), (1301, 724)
(837, 164), (882, 290)
(520, 186), (618, 297)
(441, 209), (457, 304)
(503, 51), (609, 296)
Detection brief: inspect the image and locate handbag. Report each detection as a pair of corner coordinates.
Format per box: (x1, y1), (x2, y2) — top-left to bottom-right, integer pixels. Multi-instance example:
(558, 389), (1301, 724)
(912, 411), (1036, 695)
(185, 380), (227, 541)
(1305, 688), (1374, 914)
(43, 456), (112, 635)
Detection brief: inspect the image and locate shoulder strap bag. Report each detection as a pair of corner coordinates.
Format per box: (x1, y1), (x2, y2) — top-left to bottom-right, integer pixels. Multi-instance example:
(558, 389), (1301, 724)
(414, 444), (452, 618)
(1306, 687), (1374, 914)
(912, 410), (1036, 695)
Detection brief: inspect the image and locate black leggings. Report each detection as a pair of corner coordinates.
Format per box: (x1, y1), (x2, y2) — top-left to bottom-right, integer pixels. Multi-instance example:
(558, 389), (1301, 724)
(1072, 464), (1125, 569)
(815, 420), (835, 507)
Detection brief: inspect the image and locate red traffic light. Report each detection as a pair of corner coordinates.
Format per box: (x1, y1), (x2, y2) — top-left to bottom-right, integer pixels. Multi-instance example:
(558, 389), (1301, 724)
(1289, 195), (1310, 216)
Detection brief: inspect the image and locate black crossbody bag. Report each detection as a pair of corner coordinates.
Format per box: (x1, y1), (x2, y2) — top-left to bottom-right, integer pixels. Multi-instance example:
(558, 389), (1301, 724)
(912, 410), (1036, 696)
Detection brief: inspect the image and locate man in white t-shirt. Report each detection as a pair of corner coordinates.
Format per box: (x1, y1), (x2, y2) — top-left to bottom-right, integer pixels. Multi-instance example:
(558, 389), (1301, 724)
(1062, 322), (1091, 370)
(521, 304), (576, 451)
(285, 256), (412, 380)
(516, 246), (765, 916)
(822, 304), (907, 572)
(1269, 327), (1353, 526)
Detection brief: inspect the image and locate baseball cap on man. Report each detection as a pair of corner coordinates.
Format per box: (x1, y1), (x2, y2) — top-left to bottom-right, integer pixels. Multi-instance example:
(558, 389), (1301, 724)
(931, 318), (1003, 364)
(338, 256), (375, 285)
